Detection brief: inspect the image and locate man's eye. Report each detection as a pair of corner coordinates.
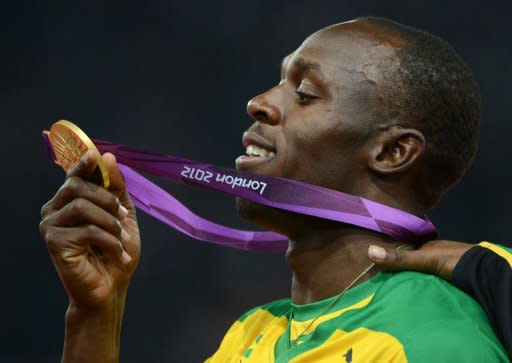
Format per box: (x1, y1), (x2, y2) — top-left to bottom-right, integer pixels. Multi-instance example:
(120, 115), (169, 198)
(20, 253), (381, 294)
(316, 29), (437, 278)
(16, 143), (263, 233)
(295, 90), (315, 105)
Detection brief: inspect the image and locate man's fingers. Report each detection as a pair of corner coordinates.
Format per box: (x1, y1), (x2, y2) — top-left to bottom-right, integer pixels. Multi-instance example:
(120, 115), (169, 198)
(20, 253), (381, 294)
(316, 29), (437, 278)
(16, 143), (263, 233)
(102, 152), (133, 218)
(368, 241), (472, 280)
(44, 176), (125, 219)
(44, 198), (127, 240)
(66, 149), (99, 180)
(368, 245), (437, 274)
(102, 153), (124, 191)
(44, 225), (132, 270)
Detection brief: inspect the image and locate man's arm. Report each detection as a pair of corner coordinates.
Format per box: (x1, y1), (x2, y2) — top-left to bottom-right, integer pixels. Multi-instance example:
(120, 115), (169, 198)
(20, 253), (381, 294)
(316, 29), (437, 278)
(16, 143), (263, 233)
(368, 240), (512, 357)
(40, 150), (141, 363)
(451, 242), (512, 358)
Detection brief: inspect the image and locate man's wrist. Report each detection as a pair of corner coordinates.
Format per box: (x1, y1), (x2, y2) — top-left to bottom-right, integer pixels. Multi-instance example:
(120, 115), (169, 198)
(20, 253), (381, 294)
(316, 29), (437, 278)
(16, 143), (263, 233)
(62, 296), (127, 363)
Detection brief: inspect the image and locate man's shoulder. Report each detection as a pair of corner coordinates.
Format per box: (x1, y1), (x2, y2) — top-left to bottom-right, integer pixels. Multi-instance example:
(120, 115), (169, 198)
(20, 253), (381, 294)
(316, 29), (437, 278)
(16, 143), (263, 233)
(369, 271), (508, 361)
(376, 270), (482, 305)
(402, 318), (509, 362)
(373, 271), (490, 324)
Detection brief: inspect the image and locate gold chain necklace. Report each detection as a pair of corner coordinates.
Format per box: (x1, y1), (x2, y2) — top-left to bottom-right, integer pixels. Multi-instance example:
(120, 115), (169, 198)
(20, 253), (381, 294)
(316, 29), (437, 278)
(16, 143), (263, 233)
(289, 243), (408, 349)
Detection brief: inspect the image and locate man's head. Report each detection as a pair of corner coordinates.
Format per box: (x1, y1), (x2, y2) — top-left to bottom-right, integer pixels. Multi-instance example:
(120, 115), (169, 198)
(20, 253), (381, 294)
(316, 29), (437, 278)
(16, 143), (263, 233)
(236, 17), (480, 230)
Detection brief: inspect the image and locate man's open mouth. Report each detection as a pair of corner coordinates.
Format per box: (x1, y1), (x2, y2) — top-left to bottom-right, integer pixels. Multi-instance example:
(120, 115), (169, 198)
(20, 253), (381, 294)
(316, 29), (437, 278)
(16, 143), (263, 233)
(245, 144), (276, 158)
(235, 132), (277, 170)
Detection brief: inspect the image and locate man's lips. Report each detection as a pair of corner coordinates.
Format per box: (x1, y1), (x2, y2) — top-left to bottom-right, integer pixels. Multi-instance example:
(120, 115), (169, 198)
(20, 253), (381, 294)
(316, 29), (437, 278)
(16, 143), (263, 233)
(236, 131), (276, 170)
(241, 131), (276, 152)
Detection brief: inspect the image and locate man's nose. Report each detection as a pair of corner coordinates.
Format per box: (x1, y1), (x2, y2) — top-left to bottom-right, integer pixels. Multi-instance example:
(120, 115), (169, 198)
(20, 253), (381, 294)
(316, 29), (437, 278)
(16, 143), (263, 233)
(246, 89), (282, 125)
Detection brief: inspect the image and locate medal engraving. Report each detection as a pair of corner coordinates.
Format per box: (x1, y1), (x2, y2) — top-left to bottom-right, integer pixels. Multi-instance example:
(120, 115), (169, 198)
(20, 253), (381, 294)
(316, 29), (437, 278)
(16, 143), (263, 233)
(45, 120), (110, 188)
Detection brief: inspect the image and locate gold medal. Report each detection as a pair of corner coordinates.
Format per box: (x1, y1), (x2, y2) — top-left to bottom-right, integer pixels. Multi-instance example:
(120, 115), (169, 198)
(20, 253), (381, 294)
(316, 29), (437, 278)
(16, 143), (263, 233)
(43, 120), (110, 189)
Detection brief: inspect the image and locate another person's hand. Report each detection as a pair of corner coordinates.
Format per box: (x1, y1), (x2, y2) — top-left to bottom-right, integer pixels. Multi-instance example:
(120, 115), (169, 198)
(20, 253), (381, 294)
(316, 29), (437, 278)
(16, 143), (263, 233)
(368, 240), (473, 280)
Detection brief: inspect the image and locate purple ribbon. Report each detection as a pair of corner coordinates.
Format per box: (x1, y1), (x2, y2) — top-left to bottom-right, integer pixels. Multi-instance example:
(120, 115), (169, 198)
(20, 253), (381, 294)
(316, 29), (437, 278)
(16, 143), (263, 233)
(43, 136), (437, 253)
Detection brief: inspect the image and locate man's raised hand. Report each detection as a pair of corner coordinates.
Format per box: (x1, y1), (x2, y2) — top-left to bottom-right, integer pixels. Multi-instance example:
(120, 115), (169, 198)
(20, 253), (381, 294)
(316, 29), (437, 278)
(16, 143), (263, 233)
(40, 150), (141, 312)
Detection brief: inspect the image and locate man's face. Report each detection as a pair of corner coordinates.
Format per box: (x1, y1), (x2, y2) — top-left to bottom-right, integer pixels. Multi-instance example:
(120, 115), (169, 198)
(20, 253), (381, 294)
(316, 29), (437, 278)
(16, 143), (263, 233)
(236, 21), (399, 195)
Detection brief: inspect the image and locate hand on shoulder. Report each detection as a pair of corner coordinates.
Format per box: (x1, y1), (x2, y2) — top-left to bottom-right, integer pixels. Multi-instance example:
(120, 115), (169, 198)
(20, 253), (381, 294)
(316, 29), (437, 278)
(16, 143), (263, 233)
(368, 240), (473, 280)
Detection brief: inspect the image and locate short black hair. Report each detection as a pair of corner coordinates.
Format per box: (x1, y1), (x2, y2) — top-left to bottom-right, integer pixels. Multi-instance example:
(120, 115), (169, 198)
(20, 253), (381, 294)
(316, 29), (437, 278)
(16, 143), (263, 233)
(360, 17), (481, 198)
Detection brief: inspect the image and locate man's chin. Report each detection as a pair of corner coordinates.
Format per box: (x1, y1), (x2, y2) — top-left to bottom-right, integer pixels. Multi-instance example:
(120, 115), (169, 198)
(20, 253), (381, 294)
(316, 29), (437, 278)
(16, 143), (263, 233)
(235, 197), (264, 224)
(235, 197), (284, 233)
(235, 197), (297, 237)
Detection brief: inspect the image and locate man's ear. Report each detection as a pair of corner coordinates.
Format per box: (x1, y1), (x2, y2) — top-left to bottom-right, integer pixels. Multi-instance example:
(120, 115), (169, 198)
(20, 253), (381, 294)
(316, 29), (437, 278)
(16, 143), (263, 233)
(368, 127), (426, 175)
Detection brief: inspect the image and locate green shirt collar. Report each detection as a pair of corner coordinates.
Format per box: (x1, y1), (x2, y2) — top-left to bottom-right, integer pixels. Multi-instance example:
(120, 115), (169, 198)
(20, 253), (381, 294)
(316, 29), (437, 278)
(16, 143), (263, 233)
(290, 272), (390, 321)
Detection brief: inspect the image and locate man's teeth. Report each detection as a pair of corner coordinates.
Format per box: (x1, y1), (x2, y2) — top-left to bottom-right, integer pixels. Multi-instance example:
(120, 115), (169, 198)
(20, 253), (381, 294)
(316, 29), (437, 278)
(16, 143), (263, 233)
(246, 144), (276, 158)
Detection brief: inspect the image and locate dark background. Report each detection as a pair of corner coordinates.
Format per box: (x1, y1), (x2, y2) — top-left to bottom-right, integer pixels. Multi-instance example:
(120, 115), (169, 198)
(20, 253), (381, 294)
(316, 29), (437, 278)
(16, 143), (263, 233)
(1, 1), (511, 362)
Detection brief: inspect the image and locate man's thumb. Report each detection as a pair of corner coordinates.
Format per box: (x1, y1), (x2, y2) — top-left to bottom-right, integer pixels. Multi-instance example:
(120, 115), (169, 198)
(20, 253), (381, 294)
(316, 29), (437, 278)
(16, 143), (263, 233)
(368, 245), (428, 272)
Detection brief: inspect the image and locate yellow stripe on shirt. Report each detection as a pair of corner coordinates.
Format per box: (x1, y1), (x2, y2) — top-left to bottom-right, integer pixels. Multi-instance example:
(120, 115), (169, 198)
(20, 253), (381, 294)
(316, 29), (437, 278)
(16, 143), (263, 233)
(208, 308), (288, 363)
(289, 327), (407, 363)
(479, 241), (512, 268)
(290, 294), (374, 341)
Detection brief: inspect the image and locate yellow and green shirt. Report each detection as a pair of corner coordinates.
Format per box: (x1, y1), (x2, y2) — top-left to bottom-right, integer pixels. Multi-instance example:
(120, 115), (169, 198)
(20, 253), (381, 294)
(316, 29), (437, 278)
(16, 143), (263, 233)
(207, 270), (508, 362)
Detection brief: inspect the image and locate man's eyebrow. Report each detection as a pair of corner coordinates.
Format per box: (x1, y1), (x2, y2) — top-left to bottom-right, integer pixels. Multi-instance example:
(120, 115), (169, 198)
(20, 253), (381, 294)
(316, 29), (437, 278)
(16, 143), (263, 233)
(293, 58), (321, 72)
(280, 56), (324, 79)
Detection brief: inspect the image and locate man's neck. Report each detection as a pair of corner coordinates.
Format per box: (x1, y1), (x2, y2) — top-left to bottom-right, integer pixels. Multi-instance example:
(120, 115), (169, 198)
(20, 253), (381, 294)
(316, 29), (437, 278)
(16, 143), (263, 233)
(286, 226), (398, 305)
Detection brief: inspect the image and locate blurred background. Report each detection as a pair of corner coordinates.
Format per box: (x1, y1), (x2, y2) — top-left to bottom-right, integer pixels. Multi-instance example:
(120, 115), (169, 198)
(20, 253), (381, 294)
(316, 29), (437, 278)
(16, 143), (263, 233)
(1, 0), (511, 361)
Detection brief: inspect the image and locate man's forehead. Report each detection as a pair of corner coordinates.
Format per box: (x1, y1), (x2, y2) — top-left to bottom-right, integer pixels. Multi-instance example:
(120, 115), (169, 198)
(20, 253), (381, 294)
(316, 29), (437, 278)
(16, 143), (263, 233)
(315, 20), (406, 49)
(280, 22), (402, 78)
